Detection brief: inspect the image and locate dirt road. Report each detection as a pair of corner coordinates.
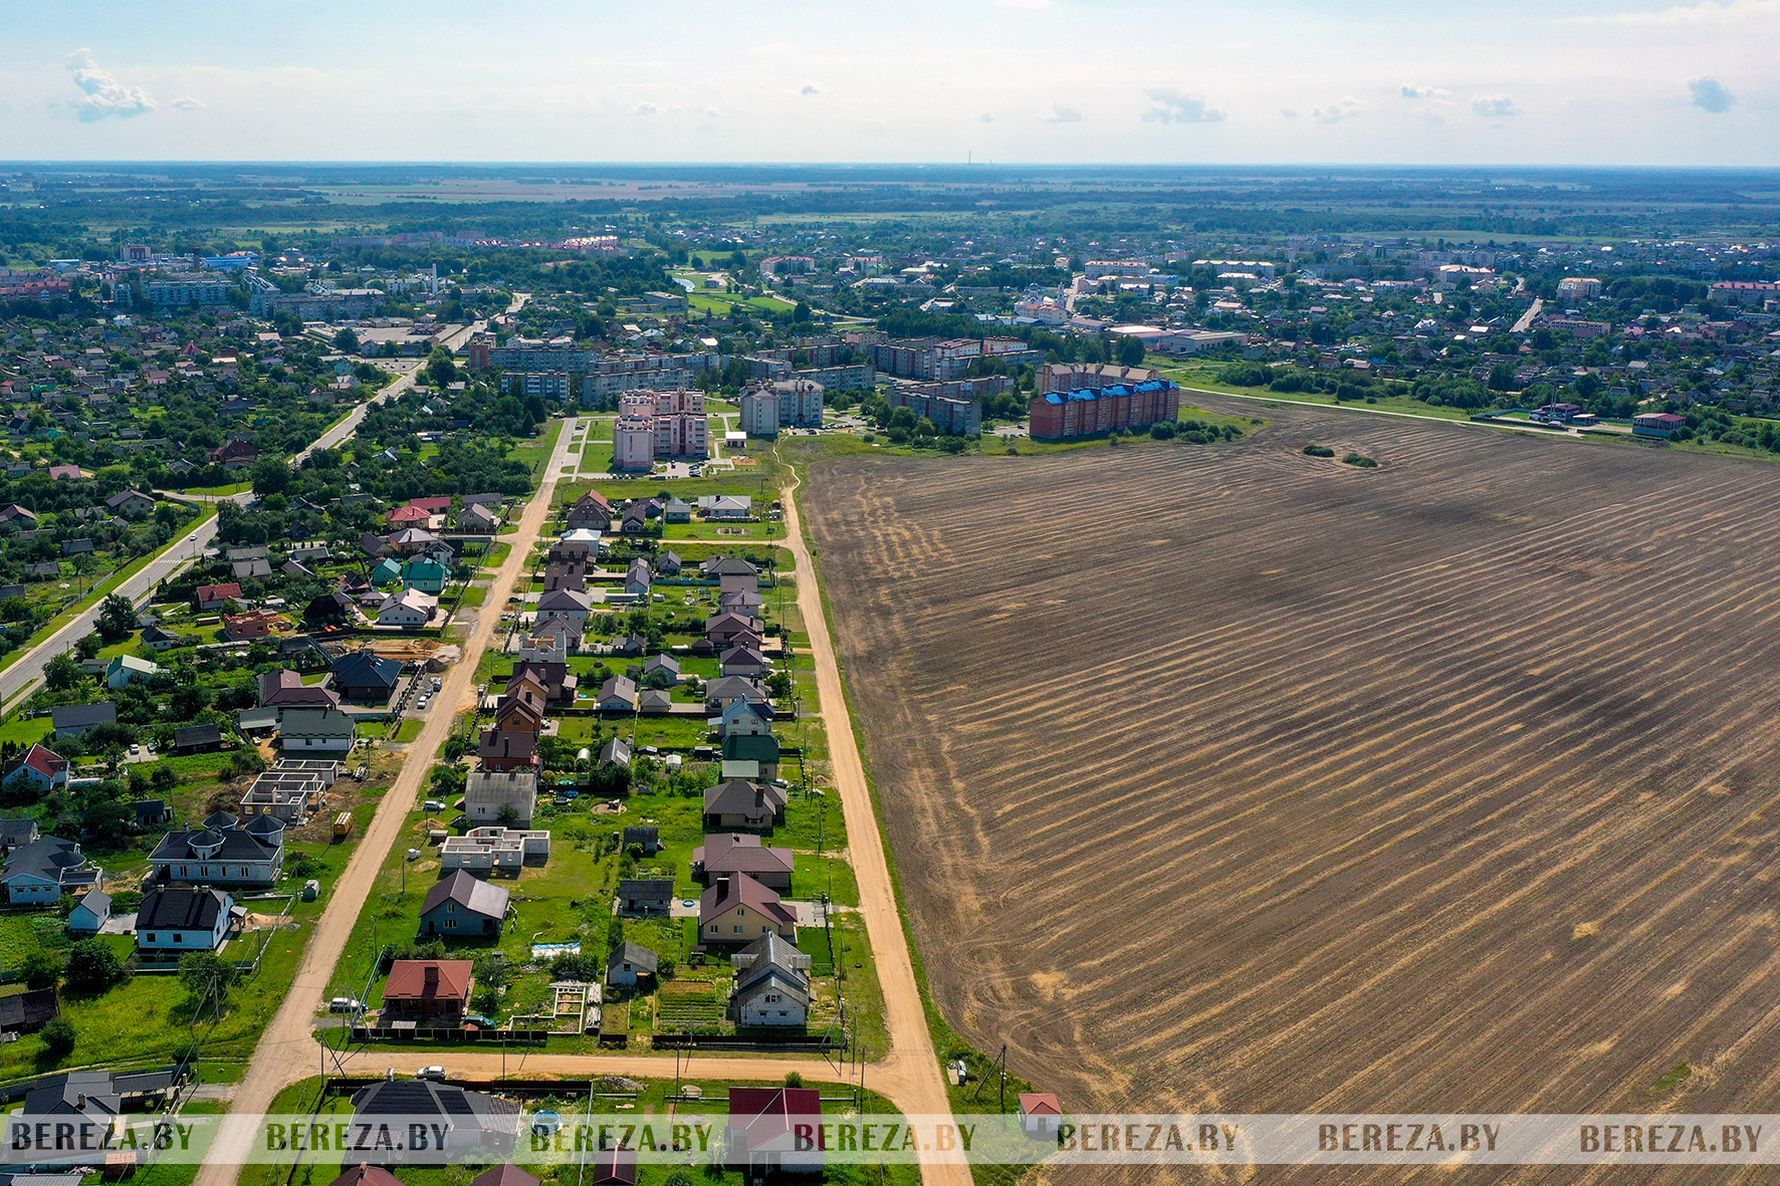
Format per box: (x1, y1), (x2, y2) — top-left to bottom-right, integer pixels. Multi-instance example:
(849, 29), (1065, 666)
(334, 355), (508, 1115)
(193, 416), (582, 1186)
(200, 441), (965, 1186)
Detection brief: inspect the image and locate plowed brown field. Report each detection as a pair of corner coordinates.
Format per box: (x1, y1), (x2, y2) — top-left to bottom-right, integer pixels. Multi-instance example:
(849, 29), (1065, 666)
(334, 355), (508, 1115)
(804, 401), (1780, 1183)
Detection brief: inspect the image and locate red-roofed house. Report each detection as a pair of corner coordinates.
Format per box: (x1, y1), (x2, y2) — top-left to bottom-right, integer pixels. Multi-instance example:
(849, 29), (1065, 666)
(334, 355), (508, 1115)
(1018, 1093), (1062, 1140)
(726, 1086), (824, 1177)
(382, 959), (474, 1025)
(2, 744), (68, 792)
(196, 582), (244, 610)
(699, 873), (797, 947)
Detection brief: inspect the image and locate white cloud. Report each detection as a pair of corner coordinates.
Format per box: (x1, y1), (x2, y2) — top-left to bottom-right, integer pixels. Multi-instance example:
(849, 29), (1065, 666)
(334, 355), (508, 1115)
(1308, 96), (1362, 124)
(799, 82), (821, 96)
(1560, 0), (1779, 26)
(65, 48), (155, 121)
(703, 105), (725, 119)
(980, 112), (994, 123)
(1141, 89), (1226, 125)
(1399, 83), (1447, 100)
(999, 0), (1051, 8)
(170, 97), (204, 110)
(1043, 104), (1083, 124)
(1688, 75), (1736, 111)
(631, 101), (658, 116)
(1471, 94), (1519, 119)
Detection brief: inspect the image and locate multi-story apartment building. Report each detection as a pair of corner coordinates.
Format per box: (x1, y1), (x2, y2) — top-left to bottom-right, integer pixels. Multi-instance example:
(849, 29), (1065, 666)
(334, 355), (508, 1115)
(1028, 374), (1180, 441)
(871, 337), (1046, 382)
(613, 390), (709, 469)
(142, 278), (236, 309)
(882, 383), (985, 436)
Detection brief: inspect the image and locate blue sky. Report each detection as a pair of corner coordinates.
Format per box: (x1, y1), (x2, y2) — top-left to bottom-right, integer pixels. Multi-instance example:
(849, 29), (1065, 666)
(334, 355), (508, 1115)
(0, 0), (1774, 164)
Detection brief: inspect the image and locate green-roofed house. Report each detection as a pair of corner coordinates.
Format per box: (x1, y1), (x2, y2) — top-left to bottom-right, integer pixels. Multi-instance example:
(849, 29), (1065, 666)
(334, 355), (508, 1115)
(401, 557), (451, 594)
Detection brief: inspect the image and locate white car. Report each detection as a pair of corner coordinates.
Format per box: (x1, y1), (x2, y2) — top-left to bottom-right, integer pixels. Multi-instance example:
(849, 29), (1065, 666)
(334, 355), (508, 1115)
(417, 1066), (448, 1081)
(328, 997), (362, 1013)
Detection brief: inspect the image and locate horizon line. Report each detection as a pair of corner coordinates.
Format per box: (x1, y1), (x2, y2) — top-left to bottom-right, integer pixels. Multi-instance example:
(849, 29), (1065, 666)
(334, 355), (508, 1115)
(3, 159), (1780, 173)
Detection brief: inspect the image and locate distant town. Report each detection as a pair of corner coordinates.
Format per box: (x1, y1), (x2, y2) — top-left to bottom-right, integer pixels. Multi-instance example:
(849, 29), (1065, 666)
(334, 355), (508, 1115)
(0, 160), (1774, 1186)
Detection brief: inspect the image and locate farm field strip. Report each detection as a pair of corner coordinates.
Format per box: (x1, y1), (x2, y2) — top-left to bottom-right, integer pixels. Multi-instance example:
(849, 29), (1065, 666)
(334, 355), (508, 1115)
(804, 400), (1780, 1183)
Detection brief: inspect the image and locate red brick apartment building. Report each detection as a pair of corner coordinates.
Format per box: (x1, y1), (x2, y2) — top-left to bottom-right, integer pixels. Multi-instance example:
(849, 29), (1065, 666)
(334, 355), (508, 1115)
(1028, 362), (1181, 440)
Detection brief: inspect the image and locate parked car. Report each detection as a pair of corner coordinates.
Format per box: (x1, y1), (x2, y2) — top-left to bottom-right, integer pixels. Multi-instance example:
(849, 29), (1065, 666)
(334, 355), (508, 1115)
(423, 799), (446, 812)
(329, 997), (362, 1013)
(417, 1066), (448, 1081)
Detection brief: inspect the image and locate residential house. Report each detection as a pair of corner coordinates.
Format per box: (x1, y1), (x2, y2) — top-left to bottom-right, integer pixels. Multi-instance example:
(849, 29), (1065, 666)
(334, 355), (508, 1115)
(595, 675), (638, 712)
(258, 669), (341, 711)
(705, 612), (763, 649)
(401, 557), (451, 594)
(476, 728), (539, 773)
(639, 654), (680, 687)
(695, 833), (794, 891)
(720, 646), (771, 679)
(457, 503), (499, 533)
(148, 815), (284, 887)
(722, 733), (782, 782)
(605, 941), (658, 991)
(419, 870), (511, 938)
(713, 699), (774, 738)
(380, 959), (475, 1025)
(699, 873), (797, 947)
(279, 706), (357, 754)
(1, 836), (101, 904)
(731, 935), (811, 1029)
(704, 676), (766, 713)
(2, 743), (68, 791)
(563, 491), (613, 532)
(348, 1079), (517, 1156)
(703, 780), (786, 832)
(67, 888), (111, 935)
(378, 589), (438, 629)
(509, 660), (574, 705)
(725, 1087), (824, 1178)
(332, 650), (401, 704)
(537, 588), (593, 625)
(195, 582), (244, 610)
(616, 878), (673, 917)
(105, 489), (155, 517)
(136, 886), (234, 955)
(105, 655), (161, 690)
(464, 771), (538, 827)
(171, 723), (224, 754)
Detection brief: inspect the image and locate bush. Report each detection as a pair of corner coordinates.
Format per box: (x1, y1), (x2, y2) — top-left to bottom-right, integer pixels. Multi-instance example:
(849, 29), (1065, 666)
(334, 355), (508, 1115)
(63, 940), (127, 996)
(1341, 453), (1379, 468)
(1148, 420), (1177, 440)
(1302, 444), (1335, 458)
(39, 1018), (75, 1062)
(18, 949), (62, 991)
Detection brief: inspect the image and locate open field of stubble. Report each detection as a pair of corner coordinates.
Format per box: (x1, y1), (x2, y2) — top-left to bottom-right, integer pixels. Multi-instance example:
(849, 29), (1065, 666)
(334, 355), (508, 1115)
(805, 401), (1780, 1183)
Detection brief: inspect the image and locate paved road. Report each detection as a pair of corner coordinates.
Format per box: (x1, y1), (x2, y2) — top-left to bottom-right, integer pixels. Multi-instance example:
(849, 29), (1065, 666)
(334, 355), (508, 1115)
(0, 364), (422, 713)
(1512, 296), (1544, 334)
(0, 293), (532, 714)
(192, 415), (583, 1186)
(1183, 384), (1599, 440)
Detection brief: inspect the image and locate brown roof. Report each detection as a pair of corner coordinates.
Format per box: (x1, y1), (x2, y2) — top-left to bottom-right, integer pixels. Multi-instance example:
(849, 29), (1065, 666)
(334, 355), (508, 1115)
(383, 959), (474, 1003)
(330, 1168), (404, 1186)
